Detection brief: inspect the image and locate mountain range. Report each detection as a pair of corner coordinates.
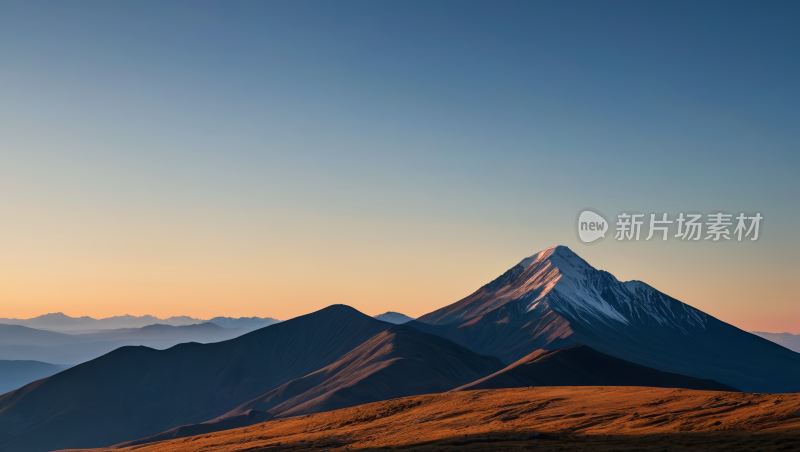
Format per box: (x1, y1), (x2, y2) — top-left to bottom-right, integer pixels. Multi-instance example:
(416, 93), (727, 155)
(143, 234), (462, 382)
(0, 323), (250, 365)
(0, 305), (737, 451)
(0, 245), (797, 452)
(0, 314), (280, 333)
(0, 306), (393, 451)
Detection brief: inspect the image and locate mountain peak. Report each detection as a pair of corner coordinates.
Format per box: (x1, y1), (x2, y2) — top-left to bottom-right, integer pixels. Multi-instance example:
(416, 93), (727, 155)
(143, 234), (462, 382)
(515, 246), (707, 330)
(420, 245), (708, 334)
(40, 312), (71, 318)
(373, 312), (415, 324)
(519, 245), (591, 274)
(287, 304), (374, 326)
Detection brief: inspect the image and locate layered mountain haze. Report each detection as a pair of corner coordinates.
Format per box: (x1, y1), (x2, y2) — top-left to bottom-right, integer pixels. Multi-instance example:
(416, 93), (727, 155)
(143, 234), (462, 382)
(0, 361), (71, 396)
(0, 313), (204, 332)
(0, 306), (399, 451)
(208, 317), (280, 329)
(0, 323), (249, 365)
(0, 325), (83, 347)
(0, 314), (280, 333)
(410, 246), (800, 393)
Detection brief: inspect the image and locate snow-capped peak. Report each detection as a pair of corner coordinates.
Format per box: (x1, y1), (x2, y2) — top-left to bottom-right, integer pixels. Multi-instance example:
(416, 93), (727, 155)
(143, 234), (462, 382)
(514, 245), (707, 332)
(517, 246), (629, 325)
(419, 245), (709, 333)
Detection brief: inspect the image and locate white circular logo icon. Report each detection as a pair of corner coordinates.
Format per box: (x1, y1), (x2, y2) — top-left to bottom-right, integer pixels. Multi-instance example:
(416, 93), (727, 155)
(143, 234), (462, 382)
(578, 210), (608, 243)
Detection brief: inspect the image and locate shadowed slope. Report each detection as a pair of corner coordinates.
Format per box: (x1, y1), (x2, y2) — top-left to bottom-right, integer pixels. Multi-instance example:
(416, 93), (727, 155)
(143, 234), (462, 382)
(67, 387), (800, 452)
(0, 305), (392, 452)
(238, 324), (503, 417)
(411, 246), (800, 393)
(452, 345), (736, 392)
(753, 331), (800, 353)
(113, 324), (504, 447)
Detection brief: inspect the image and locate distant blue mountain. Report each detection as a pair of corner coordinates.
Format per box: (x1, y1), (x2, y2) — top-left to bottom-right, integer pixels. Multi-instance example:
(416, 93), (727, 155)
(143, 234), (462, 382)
(373, 312), (415, 324)
(0, 360), (71, 395)
(0, 313), (282, 333)
(0, 313), (205, 332)
(209, 317), (281, 329)
(0, 323), (249, 365)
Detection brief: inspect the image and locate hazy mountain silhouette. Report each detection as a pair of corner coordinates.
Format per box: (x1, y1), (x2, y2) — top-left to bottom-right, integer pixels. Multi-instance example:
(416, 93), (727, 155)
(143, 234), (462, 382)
(453, 345), (736, 392)
(114, 324), (503, 447)
(0, 313), (204, 333)
(208, 316), (280, 329)
(0, 305), (393, 451)
(0, 323), (249, 365)
(0, 325), (88, 347)
(0, 361), (71, 396)
(409, 246), (800, 393)
(373, 312), (415, 324)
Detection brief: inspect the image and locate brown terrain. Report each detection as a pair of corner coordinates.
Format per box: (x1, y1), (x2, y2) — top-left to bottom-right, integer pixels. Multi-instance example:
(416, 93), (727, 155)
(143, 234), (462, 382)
(66, 386), (800, 452)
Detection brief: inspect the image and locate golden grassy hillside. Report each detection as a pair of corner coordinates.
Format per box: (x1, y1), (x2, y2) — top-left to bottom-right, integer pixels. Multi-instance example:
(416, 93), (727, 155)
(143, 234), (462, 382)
(67, 386), (800, 452)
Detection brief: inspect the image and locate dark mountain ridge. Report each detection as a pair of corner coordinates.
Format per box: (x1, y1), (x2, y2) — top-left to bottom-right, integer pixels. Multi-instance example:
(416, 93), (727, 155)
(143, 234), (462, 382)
(0, 305), (391, 452)
(113, 324), (503, 448)
(453, 345), (737, 392)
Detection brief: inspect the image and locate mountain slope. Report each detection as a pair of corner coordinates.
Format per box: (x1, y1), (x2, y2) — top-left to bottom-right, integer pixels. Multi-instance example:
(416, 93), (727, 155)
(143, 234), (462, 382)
(114, 324), (503, 447)
(0, 305), (392, 452)
(0, 361), (71, 395)
(373, 312), (415, 324)
(411, 246), (800, 393)
(452, 345), (735, 392)
(752, 332), (800, 353)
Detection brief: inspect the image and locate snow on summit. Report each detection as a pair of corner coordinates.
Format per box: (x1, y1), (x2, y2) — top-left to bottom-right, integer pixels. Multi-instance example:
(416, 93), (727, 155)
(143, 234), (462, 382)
(509, 245), (707, 332)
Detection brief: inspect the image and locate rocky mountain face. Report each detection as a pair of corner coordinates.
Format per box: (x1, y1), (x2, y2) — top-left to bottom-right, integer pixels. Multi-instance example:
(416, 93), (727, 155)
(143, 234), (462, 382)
(411, 246), (800, 393)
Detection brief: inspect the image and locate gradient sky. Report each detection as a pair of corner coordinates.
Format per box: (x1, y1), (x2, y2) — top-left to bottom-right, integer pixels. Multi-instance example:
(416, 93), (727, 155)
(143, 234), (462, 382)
(1, 1), (798, 332)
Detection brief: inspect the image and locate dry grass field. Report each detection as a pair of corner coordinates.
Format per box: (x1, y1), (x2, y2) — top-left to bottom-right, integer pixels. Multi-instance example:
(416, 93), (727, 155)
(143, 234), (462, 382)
(66, 386), (800, 452)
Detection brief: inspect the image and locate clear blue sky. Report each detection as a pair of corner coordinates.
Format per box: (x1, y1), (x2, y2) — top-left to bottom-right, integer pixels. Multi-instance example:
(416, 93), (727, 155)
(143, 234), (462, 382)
(1, 1), (798, 331)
